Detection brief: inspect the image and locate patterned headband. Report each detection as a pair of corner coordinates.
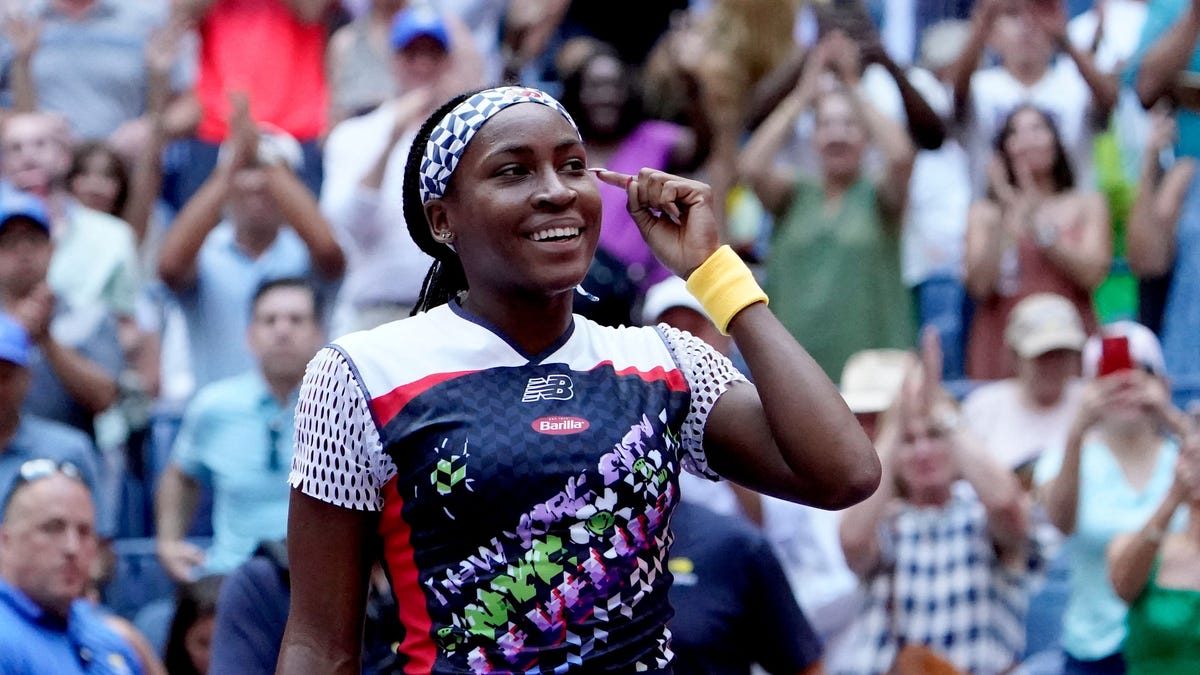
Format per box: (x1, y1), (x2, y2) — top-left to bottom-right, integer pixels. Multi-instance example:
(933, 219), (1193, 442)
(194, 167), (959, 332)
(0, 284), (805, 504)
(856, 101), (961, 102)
(418, 87), (580, 204)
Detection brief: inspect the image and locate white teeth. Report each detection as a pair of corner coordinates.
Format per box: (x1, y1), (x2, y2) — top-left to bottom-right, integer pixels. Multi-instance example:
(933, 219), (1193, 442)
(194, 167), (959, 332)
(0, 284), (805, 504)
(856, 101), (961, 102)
(530, 227), (580, 241)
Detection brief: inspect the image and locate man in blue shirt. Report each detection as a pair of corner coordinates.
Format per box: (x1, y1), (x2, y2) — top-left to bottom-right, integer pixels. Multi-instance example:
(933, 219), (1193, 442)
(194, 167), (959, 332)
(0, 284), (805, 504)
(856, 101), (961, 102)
(154, 278), (326, 582)
(0, 462), (141, 674)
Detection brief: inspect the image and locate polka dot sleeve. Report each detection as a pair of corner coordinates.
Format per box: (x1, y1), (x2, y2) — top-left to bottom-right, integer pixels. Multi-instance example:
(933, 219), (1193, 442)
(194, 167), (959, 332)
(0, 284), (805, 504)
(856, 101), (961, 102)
(658, 325), (748, 480)
(289, 346), (392, 511)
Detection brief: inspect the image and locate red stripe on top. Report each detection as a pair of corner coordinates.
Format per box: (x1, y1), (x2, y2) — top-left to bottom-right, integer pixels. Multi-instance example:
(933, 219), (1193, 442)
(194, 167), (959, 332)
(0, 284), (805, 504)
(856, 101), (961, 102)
(371, 370), (478, 425)
(378, 474), (436, 674)
(592, 361), (689, 392)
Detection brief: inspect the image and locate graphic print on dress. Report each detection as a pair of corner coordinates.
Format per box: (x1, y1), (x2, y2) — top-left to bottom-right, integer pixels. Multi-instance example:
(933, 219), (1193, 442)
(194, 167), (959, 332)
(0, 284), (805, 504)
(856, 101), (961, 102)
(419, 409), (682, 674)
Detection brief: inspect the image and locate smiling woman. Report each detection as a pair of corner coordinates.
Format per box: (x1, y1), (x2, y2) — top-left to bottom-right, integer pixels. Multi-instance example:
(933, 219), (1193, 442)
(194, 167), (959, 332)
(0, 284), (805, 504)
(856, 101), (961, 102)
(276, 86), (882, 675)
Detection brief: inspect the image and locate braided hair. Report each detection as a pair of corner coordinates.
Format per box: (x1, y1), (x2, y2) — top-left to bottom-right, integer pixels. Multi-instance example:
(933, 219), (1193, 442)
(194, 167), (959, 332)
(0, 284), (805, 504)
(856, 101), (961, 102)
(402, 91), (479, 315)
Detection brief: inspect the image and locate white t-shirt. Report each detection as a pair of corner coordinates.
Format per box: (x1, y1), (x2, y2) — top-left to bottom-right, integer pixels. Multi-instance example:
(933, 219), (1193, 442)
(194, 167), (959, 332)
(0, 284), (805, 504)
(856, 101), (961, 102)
(966, 59), (1099, 195)
(962, 377), (1084, 470)
(320, 104), (435, 333)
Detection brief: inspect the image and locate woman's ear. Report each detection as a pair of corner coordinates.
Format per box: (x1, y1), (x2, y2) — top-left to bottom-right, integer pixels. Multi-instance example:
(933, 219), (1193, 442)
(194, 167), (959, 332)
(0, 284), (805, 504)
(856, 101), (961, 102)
(424, 199), (453, 243)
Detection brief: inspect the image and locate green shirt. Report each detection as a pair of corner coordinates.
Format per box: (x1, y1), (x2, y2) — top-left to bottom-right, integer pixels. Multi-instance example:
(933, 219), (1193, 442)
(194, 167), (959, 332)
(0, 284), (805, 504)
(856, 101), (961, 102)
(1125, 558), (1200, 675)
(764, 177), (913, 379)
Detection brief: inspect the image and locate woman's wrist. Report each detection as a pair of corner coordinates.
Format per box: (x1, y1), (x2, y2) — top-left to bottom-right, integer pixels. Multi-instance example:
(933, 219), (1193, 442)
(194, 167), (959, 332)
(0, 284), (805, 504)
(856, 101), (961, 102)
(685, 245), (768, 335)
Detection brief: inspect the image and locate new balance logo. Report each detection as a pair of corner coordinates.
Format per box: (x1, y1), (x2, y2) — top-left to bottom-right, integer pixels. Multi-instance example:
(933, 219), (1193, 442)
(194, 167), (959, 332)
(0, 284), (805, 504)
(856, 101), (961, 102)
(522, 374), (574, 402)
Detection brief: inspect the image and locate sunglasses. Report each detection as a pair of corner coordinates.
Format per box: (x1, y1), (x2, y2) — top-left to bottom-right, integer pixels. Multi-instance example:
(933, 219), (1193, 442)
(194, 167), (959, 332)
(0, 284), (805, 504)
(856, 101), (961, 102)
(2, 459), (83, 510)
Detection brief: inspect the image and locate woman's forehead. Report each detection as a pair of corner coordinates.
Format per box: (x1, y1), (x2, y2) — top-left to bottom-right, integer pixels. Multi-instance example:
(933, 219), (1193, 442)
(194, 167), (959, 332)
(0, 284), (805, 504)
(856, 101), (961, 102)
(473, 103), (579, 144)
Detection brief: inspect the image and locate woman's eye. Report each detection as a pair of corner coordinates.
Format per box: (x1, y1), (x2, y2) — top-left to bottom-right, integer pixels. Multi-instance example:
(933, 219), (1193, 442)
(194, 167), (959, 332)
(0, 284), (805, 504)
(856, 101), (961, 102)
(496, 165), (526, 177)
(561, 159), (587, 173)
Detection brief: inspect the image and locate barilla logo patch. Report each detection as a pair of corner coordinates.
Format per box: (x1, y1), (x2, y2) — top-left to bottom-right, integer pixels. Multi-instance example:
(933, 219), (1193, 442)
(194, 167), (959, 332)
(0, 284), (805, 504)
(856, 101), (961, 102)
(532, 416), (590, 435)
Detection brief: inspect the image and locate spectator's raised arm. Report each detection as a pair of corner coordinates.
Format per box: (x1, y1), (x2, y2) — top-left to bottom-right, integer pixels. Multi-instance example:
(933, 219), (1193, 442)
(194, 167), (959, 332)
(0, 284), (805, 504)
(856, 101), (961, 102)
(1127, 113), (1197, 278)
(1134, 0), (1200, 109)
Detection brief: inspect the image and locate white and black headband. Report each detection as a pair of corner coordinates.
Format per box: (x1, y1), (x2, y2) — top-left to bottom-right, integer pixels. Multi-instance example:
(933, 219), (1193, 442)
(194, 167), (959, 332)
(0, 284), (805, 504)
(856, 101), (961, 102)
(418, 86), (580, 204)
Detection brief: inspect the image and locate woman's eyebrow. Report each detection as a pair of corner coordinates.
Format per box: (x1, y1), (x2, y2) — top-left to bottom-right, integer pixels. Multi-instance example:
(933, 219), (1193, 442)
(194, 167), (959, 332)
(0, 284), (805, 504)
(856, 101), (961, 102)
(483, 138), (584, 160)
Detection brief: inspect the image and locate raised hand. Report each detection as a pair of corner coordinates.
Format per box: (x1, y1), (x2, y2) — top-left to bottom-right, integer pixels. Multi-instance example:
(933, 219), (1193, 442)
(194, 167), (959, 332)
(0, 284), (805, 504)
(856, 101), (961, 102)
(1027, 0), (1068, 45)
(225, 91), (259, 169)
(592, 167), (720, 279)
(2, 11), (39, 60)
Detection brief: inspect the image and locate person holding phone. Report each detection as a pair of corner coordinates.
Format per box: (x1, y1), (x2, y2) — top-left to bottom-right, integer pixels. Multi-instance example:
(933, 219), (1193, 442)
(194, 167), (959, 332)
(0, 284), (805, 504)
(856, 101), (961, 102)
(1036, 321), (1191, 675)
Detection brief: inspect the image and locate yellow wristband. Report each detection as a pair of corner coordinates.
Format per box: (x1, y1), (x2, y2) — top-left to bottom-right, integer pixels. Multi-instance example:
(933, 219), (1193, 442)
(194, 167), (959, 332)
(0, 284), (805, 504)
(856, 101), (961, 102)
(684, 245), (768, 335)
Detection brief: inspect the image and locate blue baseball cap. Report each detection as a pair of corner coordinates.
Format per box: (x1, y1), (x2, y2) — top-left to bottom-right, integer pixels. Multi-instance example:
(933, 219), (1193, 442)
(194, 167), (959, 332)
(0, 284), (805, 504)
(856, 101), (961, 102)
(0, 183), (50, 234)
(0, 312), (30, 367)
(389, 5), (450, 52)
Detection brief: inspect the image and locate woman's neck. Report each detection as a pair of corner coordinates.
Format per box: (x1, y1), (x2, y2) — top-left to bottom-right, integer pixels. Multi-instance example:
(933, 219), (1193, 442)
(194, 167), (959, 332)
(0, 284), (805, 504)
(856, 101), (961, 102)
(460, 286), (575, 356)
(909, 485), (952, 508)
(1102, 420), (1162, 460)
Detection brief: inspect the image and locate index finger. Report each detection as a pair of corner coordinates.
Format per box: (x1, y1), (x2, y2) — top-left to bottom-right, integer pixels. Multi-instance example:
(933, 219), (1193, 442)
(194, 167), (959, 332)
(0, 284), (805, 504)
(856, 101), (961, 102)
(589, 167), (634, 191)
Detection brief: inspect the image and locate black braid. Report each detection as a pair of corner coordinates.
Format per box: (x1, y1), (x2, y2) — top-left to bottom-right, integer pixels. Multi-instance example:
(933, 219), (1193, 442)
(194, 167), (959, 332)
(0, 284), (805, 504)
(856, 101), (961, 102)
(403, 90), (483, 315)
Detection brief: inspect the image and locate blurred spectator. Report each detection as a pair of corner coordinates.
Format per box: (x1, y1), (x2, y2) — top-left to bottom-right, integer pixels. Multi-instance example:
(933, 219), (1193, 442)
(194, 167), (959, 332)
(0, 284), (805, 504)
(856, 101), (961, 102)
(163, 574), (223, 675)
(835, 331), (1041, 672)
(321, 4), (458, 335)
(209, 540), (401, 674)
(739, 32), (915, 380)
(866, 21), (971, 379)
(951, 0), (1116, 195)
(170, 0), (335, 201)
(0, 0), (189, 141)
(1126, 112), (1200, 381)
(0, 183), (122, 440)
(325, 0), (404, 123)
(157, 96), (343, 389)
(1107, 434), (1200, 674)
(1128, 0), (1200, 160)
(667, 500), (824, 675)
(0, 463), (142, 674)
(154, 278), (325, 582)
(1036, 321), (1190, 674)
(0, 311), (107, 533)
(0, 112), (139, 322)
(839, 331), (1043, 674)
(964, 104), (1110, 380)
(557, 39), (709, 321)
(962, 293), (1086, 485)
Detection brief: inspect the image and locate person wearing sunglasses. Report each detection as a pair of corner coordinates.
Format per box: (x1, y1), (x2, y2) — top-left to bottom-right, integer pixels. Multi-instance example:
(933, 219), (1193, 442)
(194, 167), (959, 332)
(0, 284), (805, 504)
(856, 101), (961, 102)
(0, 459), (143, 674)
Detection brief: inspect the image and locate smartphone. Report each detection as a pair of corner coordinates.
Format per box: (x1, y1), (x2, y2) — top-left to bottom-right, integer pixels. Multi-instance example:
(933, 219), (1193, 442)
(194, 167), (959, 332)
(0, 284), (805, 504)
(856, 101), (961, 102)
(1097, 336), (1134, 376)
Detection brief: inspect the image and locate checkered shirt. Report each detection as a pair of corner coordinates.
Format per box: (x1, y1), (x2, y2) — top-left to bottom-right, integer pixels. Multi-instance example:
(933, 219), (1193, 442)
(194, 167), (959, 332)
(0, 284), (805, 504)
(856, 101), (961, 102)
(837, 482), (1048, 675)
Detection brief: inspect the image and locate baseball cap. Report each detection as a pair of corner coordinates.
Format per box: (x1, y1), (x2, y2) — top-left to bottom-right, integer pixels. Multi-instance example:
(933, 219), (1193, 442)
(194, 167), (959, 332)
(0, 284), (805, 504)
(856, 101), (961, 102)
(0, 312), (31, 368)
(1083, 321), (1168, 379)
(640, 276), (706, 325)
(0, 183), (50, 234)
(390, 5), (450, 52)
(839, 349), (911, 414)
(1004, 293), (1087, 359)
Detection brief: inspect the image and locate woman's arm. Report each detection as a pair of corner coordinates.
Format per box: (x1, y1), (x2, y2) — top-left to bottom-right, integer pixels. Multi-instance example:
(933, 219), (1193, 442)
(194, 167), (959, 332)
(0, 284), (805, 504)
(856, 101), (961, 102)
(596, 167), (881, 510)
(1038, 377), (1117, 535)
(1107, 479), (1186, 604)
(277, 492), (377, 674)
(839, 422), (899, 577)
(1038, 191), (1112, 292)
(952, 427), (1030, 564)
(1127, 115), (1195, 277)
(737, 41), (829, 216)
(1134, 0), (1200, 108)
(963, 199), (1006, 301)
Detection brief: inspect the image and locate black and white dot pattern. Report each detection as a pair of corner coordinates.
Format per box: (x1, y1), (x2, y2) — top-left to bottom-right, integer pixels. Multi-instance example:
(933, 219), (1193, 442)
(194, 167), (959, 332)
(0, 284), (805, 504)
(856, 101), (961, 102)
(289, 347), (393, 511)
(658, 325), (747, 480)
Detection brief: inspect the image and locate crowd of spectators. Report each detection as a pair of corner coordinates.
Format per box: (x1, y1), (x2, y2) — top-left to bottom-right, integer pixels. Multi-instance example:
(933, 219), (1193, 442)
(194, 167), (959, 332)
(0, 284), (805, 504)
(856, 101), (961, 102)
(0, 0), (1199, 673)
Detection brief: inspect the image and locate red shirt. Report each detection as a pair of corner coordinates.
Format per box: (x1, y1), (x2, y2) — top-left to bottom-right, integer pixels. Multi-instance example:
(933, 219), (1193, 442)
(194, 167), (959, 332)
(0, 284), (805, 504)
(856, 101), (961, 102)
(195, 0), (328, 142)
